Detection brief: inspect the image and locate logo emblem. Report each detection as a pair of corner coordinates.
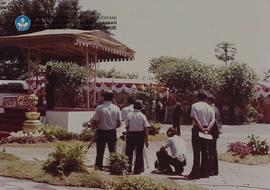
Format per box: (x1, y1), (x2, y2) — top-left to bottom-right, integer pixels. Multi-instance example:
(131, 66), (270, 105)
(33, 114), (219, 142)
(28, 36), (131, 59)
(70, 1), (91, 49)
(15, 15), (31, 31)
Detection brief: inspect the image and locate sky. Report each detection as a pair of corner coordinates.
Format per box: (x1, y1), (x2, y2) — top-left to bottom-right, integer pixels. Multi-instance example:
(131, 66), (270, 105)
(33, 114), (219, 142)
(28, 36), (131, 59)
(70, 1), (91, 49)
(80, 0), (270, 78)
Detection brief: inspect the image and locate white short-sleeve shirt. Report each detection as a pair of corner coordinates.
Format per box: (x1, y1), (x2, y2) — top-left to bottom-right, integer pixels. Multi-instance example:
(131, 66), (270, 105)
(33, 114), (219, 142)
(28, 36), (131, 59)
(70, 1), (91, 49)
(121, 105), (134, 122)
(190, 101), (215, 126)
(125, 109), (149, 132)
(163, 135), (187, 160)
(92, 101), (122, 130)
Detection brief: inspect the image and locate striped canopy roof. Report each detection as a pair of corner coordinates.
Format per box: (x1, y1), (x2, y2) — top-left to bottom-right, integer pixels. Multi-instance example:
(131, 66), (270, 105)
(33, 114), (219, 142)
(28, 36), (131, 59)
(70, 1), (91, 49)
(0, 29), (135, 62)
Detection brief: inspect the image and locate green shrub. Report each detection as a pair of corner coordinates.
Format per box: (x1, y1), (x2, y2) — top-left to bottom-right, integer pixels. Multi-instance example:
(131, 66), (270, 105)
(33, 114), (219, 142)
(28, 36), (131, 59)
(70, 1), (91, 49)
(39, 125), (77, 141)
(106, 176), (158, 190)
(105, 176), (185, 190)
(244, 105), (258, 122)
(79, 128), (95, 142)
(107, 153), (129, 175)
(247, 134), (269, 155)
(43, 142), (86, 176)
(148, 122), (161, 135)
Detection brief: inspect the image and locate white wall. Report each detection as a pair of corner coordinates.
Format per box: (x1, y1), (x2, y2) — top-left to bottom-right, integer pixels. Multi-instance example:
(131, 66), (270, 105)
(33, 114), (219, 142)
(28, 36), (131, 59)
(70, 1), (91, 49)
(46, 111), (94, 133)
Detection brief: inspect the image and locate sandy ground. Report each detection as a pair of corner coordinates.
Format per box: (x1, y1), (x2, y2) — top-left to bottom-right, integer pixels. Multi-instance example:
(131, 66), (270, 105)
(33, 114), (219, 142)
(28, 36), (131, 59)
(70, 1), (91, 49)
(1, 124), (270, 190)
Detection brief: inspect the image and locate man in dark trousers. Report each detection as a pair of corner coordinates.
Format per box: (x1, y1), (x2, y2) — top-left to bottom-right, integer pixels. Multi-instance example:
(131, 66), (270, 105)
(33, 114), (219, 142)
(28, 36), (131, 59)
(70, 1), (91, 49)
(45, 65), (57, 110)
(91, 90), (122, 170)
(172, 98), (183, 136)
(207, 94), (222, 176)
(125, 100), (149, 174)
(187, 90), (215, 179)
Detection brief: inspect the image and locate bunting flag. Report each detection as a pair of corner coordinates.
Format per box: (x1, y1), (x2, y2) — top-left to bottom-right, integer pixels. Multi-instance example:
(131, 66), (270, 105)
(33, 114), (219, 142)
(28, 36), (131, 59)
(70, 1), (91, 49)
(256, 81), (270, 98)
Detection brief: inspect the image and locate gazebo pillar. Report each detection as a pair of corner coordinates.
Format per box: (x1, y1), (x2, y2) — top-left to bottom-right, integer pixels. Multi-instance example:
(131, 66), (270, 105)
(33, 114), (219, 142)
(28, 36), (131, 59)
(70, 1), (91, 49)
(27, 48), (31, 94)
(93, 49), (97, 105)
(85, 47), (90, 109)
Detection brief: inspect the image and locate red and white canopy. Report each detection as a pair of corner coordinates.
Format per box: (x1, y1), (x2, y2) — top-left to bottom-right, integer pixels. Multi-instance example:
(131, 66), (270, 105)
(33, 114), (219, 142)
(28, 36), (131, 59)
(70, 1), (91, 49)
(256, 81), (270, 98)
(88, 78), (169, 98)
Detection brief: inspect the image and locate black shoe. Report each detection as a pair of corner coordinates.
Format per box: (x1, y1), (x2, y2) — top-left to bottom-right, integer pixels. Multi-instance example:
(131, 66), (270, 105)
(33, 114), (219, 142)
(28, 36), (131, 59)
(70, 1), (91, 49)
(200, 175), (209, 178)
(174, 171), (183, 175)
(185, 175), (200, 180)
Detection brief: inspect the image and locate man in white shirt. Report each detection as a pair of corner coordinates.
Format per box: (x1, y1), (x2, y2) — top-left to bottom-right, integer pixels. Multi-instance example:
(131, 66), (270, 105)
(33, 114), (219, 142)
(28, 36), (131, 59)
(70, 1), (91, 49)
(121, 96), (135, 121)
(187, 90), (215, 179)
(125, 100), (149, 174)
(91, 90), (122, 170)
(155, 127), (187, 175)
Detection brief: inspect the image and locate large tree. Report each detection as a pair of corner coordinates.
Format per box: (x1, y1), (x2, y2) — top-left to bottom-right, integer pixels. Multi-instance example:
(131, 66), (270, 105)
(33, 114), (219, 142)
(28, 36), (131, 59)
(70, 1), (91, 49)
(215, 41), (237, 66)
(152, 56), (258, 110)
(0, 0), (108, 80)
(152, 57), (219, 98)
(218, 62), (258, 107)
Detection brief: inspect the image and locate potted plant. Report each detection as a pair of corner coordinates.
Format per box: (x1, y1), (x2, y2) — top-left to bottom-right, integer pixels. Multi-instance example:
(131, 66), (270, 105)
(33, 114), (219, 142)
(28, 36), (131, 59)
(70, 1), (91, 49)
(148, 122), (161, 135)
(107, 153), (129, 175)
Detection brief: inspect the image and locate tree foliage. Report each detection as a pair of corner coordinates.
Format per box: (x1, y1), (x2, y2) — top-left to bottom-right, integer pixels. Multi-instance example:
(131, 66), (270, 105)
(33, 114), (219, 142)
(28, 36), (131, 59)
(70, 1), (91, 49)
(218, 63), (258, 106)
(264, 69), (270, 81)
(152, 56), (258, 108)
(0, 0), (108, 80)
(153, 57), (219, 97)
(96, 68), (139, 79)
(148, 56), (180, 74)
(46, 61), (87, 107)
(215, 41), (237, 65)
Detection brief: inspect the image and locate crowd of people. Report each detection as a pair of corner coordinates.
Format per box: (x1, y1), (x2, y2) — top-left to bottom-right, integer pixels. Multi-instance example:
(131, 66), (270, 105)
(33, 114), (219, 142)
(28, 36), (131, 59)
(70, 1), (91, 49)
(89, 89), (222, 178)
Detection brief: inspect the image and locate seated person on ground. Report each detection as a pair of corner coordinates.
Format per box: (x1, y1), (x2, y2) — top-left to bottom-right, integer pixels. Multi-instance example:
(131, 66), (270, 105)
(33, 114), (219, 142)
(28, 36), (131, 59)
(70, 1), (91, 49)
(155, 127), (187, 175)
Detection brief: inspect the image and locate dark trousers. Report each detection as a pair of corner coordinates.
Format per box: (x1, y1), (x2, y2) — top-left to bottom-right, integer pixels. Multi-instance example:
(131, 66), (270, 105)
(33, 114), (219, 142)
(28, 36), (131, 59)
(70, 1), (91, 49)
(209, 138), (218, 175)
(95, 129), (117, 169)
(172, 121), (181, 136)
(156, 149), (186, 174)
(189, 127), (211, 178)
(125, 131), (145, 174)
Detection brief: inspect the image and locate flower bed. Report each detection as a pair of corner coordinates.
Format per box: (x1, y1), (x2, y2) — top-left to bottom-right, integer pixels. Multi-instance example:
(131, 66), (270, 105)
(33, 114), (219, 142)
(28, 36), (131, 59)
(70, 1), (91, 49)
(0, 131), (48, 144)
(220, 134), (270, 165)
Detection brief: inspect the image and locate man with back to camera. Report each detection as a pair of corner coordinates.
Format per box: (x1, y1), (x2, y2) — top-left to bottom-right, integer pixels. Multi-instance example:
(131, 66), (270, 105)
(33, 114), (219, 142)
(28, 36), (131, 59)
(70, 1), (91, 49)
(125, 100), (149, 174)
(91, 90), (122, 170)
(187, 90), (215, 179)
(155, 127), (187, 175)
(207, 94), (222, 176)
(121, 96), (136, 122)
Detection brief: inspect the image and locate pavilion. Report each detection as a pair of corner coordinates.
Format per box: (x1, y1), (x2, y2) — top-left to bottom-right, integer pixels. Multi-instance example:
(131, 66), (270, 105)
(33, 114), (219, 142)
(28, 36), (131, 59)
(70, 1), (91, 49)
(0, 29), (135, 109)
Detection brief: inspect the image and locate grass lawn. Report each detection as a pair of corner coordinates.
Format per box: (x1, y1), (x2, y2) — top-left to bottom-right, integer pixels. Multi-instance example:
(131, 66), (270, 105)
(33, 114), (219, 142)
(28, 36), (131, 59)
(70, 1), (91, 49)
(0, 134), (167, 149)
(0, 152), (204, 190)
(219, 152), (270, 165)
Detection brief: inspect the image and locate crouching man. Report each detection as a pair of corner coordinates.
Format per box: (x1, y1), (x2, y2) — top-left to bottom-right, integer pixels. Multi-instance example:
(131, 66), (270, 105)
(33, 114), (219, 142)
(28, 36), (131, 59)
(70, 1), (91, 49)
(155, 127), (187, 175)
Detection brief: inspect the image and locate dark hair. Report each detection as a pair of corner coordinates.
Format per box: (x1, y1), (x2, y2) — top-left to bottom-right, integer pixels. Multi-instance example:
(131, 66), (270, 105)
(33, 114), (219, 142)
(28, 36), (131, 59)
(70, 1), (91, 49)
(103, 90), (114, 101)
(134, 100), (143, 110)
(46, 65), (52, 71)
(127, 96), (136, 105)
(197, 90), (208, 101)
(166, 127), (177, 137)
(207, 94), (215, 102)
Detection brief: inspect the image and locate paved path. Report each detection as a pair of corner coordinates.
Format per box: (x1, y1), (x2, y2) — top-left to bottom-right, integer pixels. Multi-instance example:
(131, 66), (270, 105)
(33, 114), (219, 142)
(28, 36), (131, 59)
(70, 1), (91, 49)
(1, 124), (270, 190)
(0, 176), (99, 190)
